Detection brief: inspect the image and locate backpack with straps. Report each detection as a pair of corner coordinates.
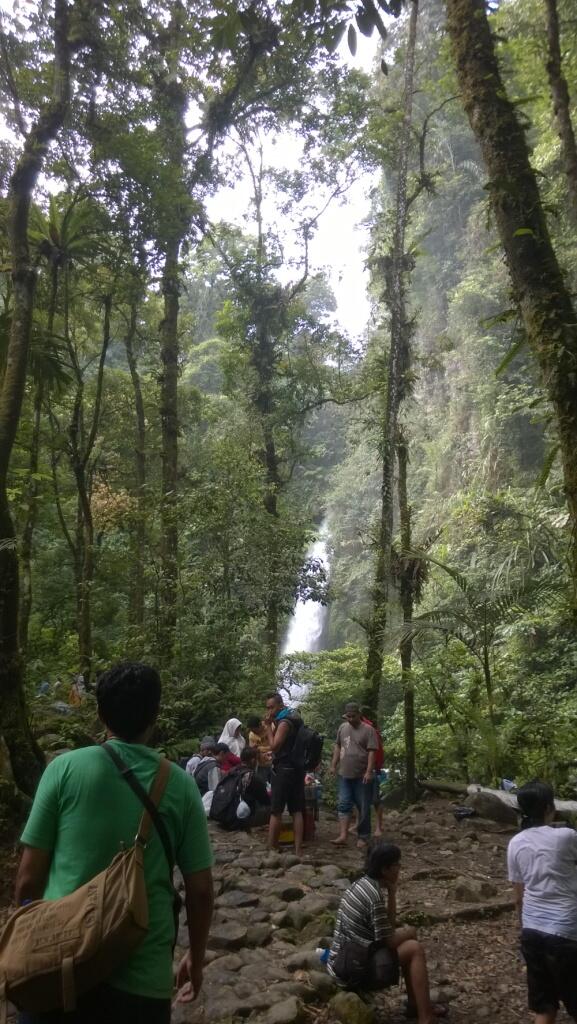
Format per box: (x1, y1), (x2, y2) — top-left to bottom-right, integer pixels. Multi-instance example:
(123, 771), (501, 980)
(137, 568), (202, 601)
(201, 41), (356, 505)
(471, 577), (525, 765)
(0, 744), (179, 1020)
(290, 723), (324, 772)
(209, 768), (249, 828)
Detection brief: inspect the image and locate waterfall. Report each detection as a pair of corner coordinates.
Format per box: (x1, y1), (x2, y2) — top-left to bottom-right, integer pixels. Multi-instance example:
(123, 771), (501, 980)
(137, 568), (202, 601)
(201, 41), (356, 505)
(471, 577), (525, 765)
(281, 521), (330, 656)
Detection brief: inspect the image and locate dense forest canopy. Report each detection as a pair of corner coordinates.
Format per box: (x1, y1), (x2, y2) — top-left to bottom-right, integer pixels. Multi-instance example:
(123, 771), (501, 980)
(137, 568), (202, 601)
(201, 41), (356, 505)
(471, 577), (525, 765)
(0, 0), (576, 797)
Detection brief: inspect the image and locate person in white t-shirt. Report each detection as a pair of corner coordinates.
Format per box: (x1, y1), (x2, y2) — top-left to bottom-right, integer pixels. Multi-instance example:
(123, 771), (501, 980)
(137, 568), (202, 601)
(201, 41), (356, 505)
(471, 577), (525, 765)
(507, 780), (577, 1024)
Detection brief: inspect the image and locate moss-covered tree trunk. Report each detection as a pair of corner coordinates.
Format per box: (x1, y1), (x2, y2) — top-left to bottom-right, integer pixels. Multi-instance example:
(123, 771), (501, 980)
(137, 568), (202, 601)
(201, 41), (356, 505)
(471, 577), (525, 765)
(124, 293), (147, 629)
(543, 0), (577, 225)
(158, 237), (181, 660)
(398, 435), (416, 801)
(19, 263), (59, 658)
(445, 0), (577, 608)
(364, 0), (419, 715)
(0, 0), (71, 793)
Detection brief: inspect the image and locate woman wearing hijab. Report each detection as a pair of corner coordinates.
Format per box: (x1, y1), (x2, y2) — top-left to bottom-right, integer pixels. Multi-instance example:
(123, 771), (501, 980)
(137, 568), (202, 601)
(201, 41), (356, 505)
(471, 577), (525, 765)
(218, 718), (246, 758)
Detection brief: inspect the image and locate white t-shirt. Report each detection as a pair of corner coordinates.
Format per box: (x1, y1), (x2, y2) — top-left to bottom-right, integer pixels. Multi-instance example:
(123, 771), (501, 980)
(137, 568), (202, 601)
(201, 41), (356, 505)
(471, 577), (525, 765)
(507, 826), (577, 939)
(186, 755), (202, 775)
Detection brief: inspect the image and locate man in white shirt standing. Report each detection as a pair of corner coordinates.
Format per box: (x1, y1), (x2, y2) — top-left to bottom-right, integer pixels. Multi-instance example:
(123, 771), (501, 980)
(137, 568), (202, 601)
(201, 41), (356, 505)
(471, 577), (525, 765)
(507, 780), (577, 1024)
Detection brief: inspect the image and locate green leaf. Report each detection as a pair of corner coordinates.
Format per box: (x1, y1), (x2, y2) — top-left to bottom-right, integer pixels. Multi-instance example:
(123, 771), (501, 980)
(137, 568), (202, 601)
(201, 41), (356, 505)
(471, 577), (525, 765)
(513, 227), (534, 237)
(347, 23), (357, 55)
(535, 444), (560, 491)
(495, 332), (527, 376)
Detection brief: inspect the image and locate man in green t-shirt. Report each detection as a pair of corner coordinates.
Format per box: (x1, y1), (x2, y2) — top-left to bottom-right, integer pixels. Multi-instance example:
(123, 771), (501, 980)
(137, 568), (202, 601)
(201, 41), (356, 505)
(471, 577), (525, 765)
(15, 662), (214, 1023)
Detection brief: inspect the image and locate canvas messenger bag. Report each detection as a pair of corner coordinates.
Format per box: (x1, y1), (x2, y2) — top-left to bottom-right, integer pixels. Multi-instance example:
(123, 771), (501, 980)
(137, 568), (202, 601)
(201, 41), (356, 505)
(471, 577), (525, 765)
(0, 744), (175, 1021)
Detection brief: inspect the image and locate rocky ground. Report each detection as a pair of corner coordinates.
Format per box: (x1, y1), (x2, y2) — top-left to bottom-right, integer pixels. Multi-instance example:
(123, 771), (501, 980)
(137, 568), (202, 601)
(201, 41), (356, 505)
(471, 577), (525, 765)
(2, 794), (571, 1023)
(171, 795), (573, 1024)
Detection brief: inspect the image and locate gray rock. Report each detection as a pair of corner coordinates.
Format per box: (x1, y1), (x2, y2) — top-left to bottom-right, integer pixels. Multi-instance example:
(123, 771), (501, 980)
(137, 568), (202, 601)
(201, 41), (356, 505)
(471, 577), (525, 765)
(454, 876), (498, 902)
(318, 864), (343, 881)
(208, 922), (248, 950)
(246, 923), (273, 947)
(216, 889), (260, 909)
(263, 996), (305, 1024)
(201, 967), (241, 988)
(307, 970), (338, 1000)
(329, 991), (375, 1024)
(236, 855), (264, 869)
(279, 885), (306, 902)
(205, 953), (243, 973)
(285, 950), (324, 971)
(268, 982), (316, 1003)
(466, 791), (518, 826)
(252, 909), (271, 923)
(240, 962), (289, 984)
(281, 855), (301, 868)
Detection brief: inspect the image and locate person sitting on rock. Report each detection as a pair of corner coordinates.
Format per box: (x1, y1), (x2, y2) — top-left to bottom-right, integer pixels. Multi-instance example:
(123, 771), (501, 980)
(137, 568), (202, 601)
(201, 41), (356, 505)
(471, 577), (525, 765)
(508, 780), (577, 1024)
(191, 742), (230, 796)
(327, 840), (446, 1024)
(186, 736), (217, 776)
(209, 747), (270, 830)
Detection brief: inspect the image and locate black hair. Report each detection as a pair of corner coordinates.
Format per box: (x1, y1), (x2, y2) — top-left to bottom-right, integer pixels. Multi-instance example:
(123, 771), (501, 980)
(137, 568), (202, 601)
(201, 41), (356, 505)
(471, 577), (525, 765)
(241, 747), (258, 765)
(365, 840), (401, 879)
(344, 701), (360, 713)
(215, 742), (230, 755)
(247, 715), (262, 730)
(97, 662), (161, 742)
(517, 780), (555, 830)
(265, 692), (283, 705)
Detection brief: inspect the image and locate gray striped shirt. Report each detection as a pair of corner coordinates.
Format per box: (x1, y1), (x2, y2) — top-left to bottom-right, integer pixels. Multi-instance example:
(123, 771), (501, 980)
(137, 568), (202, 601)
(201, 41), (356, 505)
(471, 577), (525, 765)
(327, 875), (393, 978)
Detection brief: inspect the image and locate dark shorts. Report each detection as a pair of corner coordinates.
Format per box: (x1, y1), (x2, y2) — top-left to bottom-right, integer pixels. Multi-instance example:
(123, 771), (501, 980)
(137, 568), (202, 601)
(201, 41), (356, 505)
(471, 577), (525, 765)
(521, 928), (577, 1019)
(18, 984), (171, 1024)
(270, 765), (306, 816)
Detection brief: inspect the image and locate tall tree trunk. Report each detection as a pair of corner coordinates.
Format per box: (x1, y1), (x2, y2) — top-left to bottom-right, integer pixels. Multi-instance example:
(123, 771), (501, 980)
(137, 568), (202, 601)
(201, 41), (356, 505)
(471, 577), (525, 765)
(364, 0), (419, 715)
(158, 236), (181, 659)
(543, 0), (577, 225)
(398, 434), (416, 801)
(124, 294), (146, 628)
(0, 0), (71, 794)
(19, 263), (59, 657)
(68, 294), (111, 685)
(445, 0), (577, 610)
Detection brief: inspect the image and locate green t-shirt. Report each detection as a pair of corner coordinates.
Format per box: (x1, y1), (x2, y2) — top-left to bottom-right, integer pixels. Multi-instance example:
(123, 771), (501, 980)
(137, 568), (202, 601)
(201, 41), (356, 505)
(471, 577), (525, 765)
(20, 740), (214, 999)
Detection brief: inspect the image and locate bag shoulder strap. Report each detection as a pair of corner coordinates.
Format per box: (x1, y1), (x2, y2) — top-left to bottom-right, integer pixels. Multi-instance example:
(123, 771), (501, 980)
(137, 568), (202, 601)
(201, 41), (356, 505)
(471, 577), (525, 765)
(103, 742), (174, 869)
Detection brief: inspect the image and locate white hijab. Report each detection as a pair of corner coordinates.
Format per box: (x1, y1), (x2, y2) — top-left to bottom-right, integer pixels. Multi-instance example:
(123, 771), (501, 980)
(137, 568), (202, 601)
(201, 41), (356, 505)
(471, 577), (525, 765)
(218, 718), (246, 757)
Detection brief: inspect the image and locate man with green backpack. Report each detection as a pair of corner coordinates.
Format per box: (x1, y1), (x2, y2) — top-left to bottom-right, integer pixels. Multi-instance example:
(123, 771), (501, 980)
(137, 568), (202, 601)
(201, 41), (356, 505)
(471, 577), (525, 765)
(5, 662), (214, 1023)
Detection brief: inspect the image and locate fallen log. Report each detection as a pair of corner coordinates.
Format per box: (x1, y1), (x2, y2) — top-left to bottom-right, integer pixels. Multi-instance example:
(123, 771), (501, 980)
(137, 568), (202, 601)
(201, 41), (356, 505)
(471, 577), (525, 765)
(419, 779), (468, 795)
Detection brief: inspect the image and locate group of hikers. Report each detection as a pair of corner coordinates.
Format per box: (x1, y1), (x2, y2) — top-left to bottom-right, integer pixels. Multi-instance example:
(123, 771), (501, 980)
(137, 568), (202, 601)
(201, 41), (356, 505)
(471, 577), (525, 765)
(2, 662), (577, 1024)
(183, 698), (387, 856)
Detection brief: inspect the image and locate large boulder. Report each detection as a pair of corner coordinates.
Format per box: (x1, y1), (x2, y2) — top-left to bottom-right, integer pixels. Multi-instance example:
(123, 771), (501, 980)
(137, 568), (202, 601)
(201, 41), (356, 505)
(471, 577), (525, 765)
(454, 877), (498, 902)
(329, 991), (375, 1024)
(465, 791), (517, 826)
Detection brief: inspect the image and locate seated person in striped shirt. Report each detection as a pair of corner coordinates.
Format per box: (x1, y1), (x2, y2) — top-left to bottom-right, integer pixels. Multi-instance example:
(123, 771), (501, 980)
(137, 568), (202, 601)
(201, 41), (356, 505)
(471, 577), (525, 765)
(327, 841), (446, 1024)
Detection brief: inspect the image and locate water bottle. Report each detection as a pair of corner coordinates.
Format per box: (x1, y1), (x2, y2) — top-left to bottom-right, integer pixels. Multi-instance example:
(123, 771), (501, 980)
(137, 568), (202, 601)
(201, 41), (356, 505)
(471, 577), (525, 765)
(316, 947), (330, 964)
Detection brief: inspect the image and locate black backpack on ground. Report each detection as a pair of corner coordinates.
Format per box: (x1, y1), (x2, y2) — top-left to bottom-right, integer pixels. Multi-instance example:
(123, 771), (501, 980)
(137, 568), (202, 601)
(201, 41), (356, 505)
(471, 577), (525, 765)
(209, 768), (250, 828)
(290, 723), (324, 772)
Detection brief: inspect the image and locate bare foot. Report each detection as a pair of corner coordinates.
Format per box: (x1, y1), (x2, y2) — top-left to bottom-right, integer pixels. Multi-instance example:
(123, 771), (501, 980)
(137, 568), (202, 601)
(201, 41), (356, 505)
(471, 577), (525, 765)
(331, 837), (348, 846)
(374, 829), (383, 837)
(348, 825), (357, 835)
(356, 839), (368, 850)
